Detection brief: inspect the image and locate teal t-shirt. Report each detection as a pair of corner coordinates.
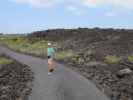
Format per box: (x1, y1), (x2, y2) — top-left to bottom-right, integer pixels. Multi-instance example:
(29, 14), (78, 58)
(47, 47), (54, 57)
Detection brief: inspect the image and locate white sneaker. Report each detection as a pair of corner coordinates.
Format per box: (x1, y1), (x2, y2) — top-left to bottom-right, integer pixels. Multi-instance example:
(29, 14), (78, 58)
(48, 72), (52, 75)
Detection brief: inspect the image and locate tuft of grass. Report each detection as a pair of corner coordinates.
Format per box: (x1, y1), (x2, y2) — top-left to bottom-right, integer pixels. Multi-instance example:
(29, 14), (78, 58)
(56, 50), (75, 60)
(71, 54), (82, 63)
(104, 55), (121, 64)
(128, 55), (133, 62)
(0, 57), (13, 65)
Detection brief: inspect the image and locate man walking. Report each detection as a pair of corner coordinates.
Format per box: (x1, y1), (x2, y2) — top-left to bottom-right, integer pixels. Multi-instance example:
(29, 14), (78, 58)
(47, 42), (55, 75)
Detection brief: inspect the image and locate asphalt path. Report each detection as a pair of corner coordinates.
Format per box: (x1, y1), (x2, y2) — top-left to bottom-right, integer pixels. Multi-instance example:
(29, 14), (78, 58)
(0, 46), (110, 100)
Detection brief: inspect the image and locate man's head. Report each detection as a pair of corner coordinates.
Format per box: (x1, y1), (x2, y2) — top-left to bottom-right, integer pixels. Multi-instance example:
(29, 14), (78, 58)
(48, 42), (52, 46)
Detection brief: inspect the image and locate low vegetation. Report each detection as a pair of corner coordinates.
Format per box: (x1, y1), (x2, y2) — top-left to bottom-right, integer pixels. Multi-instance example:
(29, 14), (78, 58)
(128, 55), (133, 62)
(56, 50), (75, 60)
(0, 37), (48, 56)
(0, 37), (73, 60)
(104, 55), (121, 64)
(0, 57), (13, 65)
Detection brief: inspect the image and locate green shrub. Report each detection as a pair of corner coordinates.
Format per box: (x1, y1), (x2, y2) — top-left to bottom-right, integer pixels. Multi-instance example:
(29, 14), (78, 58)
(71, 54), (81, 63)
(104, 55), (121, 64)
(0, 57), (13, 65)
(11, 38), (18, 42)
(128, 55), (133, 62)
(56, 50), (74, 60)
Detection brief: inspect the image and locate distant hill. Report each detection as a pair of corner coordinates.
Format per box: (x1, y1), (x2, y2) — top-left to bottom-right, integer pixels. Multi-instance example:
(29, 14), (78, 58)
(0, 33), (3, 35)
(0, 34), (26, 38)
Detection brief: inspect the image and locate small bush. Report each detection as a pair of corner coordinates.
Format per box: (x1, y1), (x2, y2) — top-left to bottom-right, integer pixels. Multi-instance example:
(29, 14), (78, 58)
(11, 37), (18, 42)
(56, 50), (74, 60)
(0, 57), (13, 65)
(128, 55), (133, 62)
(104, 55), (121, 64)
(71, 54), (82, 63)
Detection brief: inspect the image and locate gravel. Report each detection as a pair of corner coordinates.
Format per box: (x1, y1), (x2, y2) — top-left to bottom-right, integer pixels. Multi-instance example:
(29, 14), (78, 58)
(0, 55), (33, 100)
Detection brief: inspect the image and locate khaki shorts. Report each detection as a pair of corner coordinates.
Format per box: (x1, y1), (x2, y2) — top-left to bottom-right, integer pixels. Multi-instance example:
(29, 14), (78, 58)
(48, 58), (53, 65)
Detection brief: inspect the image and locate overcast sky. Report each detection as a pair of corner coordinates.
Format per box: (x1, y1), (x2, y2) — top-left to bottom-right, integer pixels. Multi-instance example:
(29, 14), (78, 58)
(0, 0), (133, 33)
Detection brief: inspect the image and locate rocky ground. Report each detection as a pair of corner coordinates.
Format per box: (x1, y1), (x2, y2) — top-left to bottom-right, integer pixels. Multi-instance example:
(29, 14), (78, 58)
(0, 54), (33, 100)
(28, 28), (133, 100)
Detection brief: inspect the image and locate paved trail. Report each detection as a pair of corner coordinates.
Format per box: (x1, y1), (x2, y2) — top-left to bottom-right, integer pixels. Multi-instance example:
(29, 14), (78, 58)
(0, 46), (110, 100)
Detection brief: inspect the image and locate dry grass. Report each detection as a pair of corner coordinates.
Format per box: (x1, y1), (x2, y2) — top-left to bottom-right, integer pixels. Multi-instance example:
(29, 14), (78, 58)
(104, 55), (121, 64)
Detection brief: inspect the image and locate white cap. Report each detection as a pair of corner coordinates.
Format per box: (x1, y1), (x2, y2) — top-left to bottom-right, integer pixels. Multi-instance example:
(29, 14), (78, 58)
(48, 43), (51, 46)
